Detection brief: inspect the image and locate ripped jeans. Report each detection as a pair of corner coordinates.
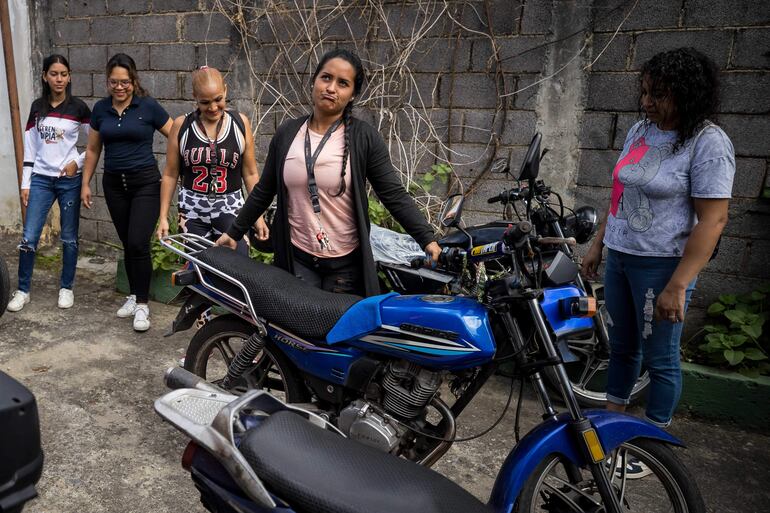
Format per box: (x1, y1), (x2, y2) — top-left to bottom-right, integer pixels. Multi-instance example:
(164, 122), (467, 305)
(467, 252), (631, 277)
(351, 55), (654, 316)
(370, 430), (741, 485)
(18, 173), (82, 293)
(604, 249), (696, 427)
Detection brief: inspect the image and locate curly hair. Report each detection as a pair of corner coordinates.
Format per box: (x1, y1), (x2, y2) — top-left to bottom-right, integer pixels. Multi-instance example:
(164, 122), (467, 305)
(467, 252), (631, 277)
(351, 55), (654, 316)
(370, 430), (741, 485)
(639, 47), (720, 151)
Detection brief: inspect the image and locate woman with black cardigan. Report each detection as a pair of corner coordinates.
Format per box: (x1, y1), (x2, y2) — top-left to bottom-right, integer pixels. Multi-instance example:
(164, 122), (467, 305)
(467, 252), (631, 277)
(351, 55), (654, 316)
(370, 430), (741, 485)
(217, 49), (440, 296)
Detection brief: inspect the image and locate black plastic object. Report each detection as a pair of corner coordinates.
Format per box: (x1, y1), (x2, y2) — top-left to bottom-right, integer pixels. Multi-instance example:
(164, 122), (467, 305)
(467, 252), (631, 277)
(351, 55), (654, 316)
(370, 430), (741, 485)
(0, 371), (43, 512)
(438, 221), (508, 248)
(563, 205), (599, 244)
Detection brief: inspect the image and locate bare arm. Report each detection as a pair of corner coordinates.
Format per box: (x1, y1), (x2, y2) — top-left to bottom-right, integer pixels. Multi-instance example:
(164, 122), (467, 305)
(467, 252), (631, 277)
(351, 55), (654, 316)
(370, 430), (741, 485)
(580, 208), (609, 280)
(240, 113), (260, 193)
(158, 117), (184, 239)
(80, 128), (103, 209)
(655, 198), (729, 321)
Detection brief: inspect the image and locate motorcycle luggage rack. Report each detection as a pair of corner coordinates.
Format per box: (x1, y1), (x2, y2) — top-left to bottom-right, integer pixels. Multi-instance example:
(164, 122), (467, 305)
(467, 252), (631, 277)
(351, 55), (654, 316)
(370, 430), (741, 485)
(159, 233), (266, 334)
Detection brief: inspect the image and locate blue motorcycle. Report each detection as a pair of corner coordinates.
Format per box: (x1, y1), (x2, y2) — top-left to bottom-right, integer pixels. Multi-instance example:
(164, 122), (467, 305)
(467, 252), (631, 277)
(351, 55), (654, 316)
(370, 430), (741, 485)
(157, 135), (704, 512)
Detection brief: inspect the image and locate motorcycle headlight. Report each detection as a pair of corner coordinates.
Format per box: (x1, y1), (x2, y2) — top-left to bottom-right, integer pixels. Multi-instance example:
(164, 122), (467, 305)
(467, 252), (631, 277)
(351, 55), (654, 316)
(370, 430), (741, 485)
(565, 206), (599, 244)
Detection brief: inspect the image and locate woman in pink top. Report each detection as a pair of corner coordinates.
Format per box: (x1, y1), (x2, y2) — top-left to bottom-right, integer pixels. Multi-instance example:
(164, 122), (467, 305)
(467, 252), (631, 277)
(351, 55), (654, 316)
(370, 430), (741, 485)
(217, 49), (441, 296)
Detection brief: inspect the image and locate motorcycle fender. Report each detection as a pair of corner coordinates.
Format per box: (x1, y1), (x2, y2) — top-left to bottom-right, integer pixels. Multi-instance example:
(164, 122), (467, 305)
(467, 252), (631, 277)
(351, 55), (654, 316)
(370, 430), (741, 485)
(487, 410), (682, 513)
(163, 292), (211, 338)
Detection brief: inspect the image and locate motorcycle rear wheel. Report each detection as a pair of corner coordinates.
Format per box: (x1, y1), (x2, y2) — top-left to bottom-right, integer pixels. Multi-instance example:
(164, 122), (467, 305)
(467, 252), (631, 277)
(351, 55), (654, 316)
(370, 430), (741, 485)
(0, 255), (9, 316)
(183, 315), (309, 402)
(515, 437), (705, 513)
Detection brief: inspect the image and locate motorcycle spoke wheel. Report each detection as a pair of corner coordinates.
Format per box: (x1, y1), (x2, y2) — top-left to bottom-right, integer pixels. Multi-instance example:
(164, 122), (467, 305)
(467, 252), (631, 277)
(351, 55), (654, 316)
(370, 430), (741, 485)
(516, 439), (705, 513)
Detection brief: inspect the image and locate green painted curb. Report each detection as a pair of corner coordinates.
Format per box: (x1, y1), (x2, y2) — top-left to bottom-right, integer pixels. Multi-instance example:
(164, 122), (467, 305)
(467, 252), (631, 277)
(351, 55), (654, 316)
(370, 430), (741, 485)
(116, 259), (183, 304)
(678, 362), (770, 431)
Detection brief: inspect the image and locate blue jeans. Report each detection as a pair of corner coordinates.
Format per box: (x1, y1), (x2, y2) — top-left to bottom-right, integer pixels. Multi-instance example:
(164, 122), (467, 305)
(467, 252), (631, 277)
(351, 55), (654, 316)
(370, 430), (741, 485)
(18, 173), (82, 293)
(604, 249), (696, 427)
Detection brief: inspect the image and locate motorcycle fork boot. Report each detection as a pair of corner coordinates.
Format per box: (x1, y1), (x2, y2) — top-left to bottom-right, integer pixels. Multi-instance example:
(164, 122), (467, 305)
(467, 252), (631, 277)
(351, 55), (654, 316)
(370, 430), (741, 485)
(222, 332), (267, 389)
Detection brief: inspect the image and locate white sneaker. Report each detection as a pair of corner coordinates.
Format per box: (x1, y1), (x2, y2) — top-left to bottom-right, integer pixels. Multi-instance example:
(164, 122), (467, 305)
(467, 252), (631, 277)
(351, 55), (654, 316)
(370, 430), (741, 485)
(7, 290), (30, 312)
(58, 288), (74, 309)
(117, 295), (137, 318)
(133, 304), (150, 332)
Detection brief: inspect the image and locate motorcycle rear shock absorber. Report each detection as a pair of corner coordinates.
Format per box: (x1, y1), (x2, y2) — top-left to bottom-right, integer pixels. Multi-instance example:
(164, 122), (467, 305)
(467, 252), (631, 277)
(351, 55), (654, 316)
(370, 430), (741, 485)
(221, 332), (266, 390)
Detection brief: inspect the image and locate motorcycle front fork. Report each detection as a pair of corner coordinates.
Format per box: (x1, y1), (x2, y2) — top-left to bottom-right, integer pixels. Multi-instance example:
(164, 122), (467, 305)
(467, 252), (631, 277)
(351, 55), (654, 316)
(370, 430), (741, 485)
(502, 300), (623, 513)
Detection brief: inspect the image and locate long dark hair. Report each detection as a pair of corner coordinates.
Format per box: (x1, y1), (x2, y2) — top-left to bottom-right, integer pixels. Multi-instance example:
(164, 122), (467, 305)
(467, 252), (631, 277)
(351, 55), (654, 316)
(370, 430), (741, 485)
(106, 53), (147, 96)
(639, 47), (720, 151)
(37, 54), (72, 131)
(310, 49), (365, 197)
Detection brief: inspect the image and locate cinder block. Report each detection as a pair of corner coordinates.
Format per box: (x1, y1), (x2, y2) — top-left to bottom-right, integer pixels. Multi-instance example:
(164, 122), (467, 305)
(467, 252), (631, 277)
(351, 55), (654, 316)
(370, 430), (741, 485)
(53, 19), (89, 46)
(632, 30), (732, 70)
(182, 12), (233, 42)
(521, 0), (551, 34)
(463, 109), (498, 144)
(719, 114), (770, 157)
(150, 43), (196, 71)
(79, 218), (99, 241)
(90, 17), (127, 44)
(142, 71), (179, 99)
(195, 43), (236, 71)
(69, 45), (108, 72)
(587, 33), (631, 72)
(576, 150), (617, 187)
(323, 10), (367, 41)
(501, 110), (538, 146)
(704, 236), (747, 275)
(683, 0), (770, 28)
(382, 4), (419, 39)
(732, 158), (766, 199)
(723, 198), (770, 239)
(745, 240), (770, 279)
(732, 28), (770, 69)
(447, 143), (496, 179)
(492, 37), (548, 74)
(487, 0), (521, 36)
(71, 72), (93, 97)
(107, 0), (150, 15)
(464, 177), (518, 214)
(513, 74), (541, 110)
(690, 271), (758, 309)
(411, 38), (471, 73)
(593, 0), (680, 31)
(107, 45), (149, 69)
(579, 111), (615, 149)
(574, 185), (612, 218)
(153, 0), (200, 13)
(133, 15), (179, 43)
(68, 0), (107, 17)
(586, 73), (638, 111)
(613, 113), (642, 150)
(719, 72), (770, 114)
(440, 74), (498, 109)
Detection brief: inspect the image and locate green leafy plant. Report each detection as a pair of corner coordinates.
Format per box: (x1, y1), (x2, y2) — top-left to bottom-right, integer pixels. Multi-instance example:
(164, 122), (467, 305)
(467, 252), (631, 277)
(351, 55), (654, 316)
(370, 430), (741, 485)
(368, 196), (404, 233)
(249, 245), (274, 264)
(151, 215), (181, 272)
(420, 163), (451, 193)
(693, 283), (769, 377)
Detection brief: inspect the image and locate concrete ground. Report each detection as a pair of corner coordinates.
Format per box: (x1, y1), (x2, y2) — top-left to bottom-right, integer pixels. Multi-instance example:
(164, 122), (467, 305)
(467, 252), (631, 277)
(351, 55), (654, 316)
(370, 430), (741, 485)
(0, 238), (768, 513)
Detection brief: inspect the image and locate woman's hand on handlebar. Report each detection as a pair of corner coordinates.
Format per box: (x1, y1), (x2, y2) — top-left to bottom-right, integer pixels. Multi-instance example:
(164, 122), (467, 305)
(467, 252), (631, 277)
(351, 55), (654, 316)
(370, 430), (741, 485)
(580, 241), (603, 280)
(425, 241), (441, 264)
(215, 233), (238, 250)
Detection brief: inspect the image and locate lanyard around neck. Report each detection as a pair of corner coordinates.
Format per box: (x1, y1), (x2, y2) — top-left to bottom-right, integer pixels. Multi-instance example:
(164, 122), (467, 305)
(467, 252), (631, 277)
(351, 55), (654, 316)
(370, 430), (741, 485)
(304, 116), (343, 215)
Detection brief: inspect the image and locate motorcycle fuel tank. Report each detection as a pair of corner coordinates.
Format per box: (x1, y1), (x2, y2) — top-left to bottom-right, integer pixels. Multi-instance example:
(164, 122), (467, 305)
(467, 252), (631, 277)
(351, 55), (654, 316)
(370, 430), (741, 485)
(346, 294), (496, 369)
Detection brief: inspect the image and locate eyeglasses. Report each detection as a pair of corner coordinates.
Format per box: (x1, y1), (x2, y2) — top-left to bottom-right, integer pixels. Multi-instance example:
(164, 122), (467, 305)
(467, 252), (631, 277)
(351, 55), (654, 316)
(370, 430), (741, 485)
(108, 79), (132, 89)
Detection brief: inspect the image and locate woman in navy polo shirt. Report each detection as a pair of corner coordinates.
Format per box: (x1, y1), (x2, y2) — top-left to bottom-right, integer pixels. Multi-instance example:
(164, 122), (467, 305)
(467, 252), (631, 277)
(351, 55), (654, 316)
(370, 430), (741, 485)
(81, 53), (173, 332)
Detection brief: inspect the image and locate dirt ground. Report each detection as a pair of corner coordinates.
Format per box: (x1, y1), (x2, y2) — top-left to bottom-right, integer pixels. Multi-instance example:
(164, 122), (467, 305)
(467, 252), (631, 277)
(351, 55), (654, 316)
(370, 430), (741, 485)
(0, 238), (768, 512)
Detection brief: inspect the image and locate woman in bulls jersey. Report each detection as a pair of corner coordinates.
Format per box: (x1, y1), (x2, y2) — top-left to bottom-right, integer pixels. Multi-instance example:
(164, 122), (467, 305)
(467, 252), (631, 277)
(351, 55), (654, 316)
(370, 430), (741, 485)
(157, 67), (268, 254)
(7, 54), (91, 313)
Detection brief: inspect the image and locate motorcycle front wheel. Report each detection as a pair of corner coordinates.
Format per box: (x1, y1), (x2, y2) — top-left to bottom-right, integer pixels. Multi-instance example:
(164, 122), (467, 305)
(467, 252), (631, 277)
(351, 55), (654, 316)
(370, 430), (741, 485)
(183, 315), (309, 402)
(515, 437), (705, 513)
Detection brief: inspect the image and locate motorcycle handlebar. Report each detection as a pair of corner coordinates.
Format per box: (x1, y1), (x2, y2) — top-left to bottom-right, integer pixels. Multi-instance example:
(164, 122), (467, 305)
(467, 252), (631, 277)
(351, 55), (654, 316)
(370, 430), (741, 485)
(487, 187), (528, 204)
(536, 236), (576, 247)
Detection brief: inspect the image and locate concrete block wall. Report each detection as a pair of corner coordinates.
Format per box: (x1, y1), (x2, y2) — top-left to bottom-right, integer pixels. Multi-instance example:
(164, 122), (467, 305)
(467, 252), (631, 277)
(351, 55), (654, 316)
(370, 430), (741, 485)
(40, 0), (769, 322)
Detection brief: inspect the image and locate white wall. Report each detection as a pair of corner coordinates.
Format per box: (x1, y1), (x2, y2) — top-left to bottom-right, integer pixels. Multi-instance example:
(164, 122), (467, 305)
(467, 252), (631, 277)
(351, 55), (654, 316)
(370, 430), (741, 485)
(0, 0), (33, 230)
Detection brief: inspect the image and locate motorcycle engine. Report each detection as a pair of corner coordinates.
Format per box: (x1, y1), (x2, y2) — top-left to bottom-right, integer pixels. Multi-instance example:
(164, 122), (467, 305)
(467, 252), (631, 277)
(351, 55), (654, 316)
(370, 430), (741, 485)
(337, 361), (443, 452)
(337, 400), (402, 452)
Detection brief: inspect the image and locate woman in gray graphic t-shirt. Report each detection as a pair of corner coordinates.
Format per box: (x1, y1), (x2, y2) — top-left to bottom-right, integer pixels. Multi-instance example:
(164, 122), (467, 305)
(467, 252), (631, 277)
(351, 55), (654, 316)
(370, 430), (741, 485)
(581, 48), (734, 449)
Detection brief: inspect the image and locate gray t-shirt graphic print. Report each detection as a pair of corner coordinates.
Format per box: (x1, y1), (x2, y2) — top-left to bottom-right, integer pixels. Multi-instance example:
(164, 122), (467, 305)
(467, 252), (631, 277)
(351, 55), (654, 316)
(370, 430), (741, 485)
(603, 121), (735, 257)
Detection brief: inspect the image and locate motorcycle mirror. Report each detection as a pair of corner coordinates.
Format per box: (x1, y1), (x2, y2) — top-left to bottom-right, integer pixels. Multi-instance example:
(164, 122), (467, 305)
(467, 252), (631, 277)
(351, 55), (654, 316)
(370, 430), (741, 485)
(439, 193), (465, 228)
(518, 133), (542, 181)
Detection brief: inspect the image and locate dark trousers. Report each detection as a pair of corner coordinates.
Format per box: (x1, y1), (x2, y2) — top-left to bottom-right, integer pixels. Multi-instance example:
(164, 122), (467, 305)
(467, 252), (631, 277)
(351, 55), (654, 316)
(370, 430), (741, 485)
(103, 168), (160, 303)
(291, 245), (365, 296)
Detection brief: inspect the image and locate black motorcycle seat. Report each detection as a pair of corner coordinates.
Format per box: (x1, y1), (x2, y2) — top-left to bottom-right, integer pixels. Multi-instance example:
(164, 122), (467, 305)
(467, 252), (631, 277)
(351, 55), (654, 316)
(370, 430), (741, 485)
(239, 410), (493, 513)
(196, 246), (361, 340)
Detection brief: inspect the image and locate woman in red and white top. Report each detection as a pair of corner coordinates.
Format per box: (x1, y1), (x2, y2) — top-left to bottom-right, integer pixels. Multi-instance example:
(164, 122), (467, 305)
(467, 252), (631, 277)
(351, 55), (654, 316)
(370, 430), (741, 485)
(158, 67), (268, 251)
(7, 54), (91, 313)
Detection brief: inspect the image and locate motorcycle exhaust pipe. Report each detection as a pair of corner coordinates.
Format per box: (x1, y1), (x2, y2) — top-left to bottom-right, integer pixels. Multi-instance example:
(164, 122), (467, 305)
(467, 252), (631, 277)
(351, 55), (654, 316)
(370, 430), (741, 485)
(164, 366), (225, 394)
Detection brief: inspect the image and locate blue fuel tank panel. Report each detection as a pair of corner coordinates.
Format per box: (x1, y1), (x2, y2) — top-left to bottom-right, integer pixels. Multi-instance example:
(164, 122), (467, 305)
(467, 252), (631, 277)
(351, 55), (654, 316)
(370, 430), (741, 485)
(348, 294), (497, 369)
